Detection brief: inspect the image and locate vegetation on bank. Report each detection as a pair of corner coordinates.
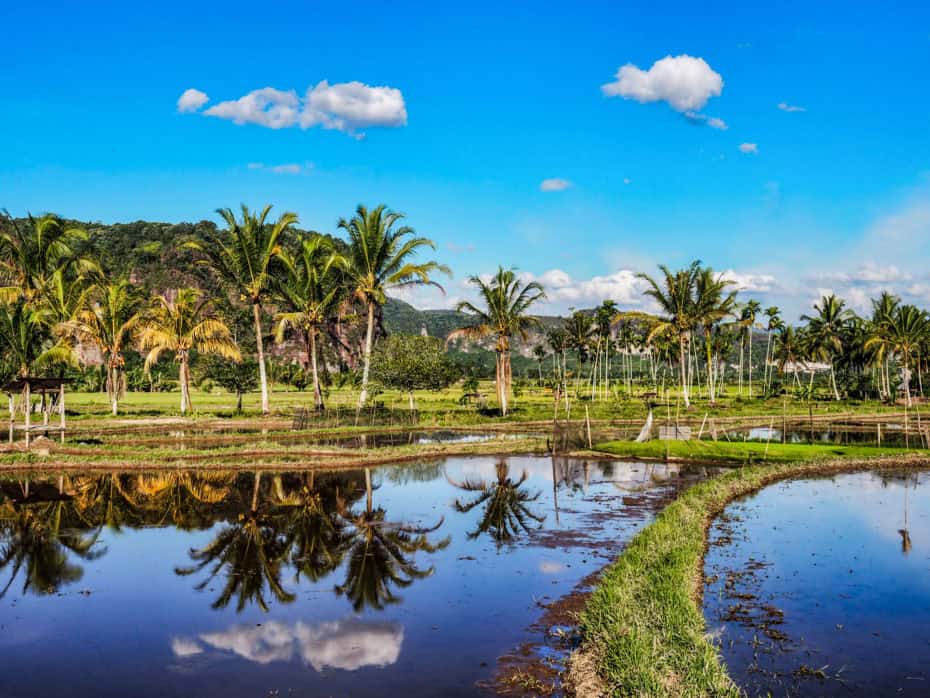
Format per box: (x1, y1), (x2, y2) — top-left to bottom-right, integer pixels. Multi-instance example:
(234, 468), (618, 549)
(595, 438), (918, 464)
(572, 455), (930, 697)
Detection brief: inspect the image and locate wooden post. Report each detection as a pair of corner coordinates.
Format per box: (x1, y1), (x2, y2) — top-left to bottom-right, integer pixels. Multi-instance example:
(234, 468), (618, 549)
(585, 406), (592, 449)
(24, 382), (31, 432)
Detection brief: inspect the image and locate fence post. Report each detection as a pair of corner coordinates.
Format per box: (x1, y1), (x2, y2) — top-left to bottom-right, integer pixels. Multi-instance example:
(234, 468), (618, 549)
(585, 406), (592, 449)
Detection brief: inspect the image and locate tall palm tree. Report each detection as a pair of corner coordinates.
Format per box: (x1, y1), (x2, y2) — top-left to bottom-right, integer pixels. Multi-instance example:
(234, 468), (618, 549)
(274, 235), (348, 410)
(186, 205), (298, 414)
(0, 299), (74, 377)
(869, 292), (900, 400)
(340, 204), (449, 408)
(450, 267), (546, 416)
(138, 288), (241, 415)
(693, 267), (737, 403)
(867, 304), (929, 407)
(762, 306), (782, 394)
(739, 299), (762, 398)
(773, 325), (805, 388)
(802, 294), (852, 400)
(564, 311), (595, 394)
(636, 261), (702, 408)
(0, 212), (96, 304)
(60, 280), (146, 416)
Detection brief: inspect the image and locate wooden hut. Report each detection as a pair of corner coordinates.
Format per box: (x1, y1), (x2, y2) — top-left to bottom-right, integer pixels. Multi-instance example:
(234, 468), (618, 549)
(3, 377), (68, 443)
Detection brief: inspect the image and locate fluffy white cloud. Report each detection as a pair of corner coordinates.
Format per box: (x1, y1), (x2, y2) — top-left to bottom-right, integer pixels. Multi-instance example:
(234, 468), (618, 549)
(706, 116), (728, 130)
(602, 55), (723, 113)
(177, 88), (209, 113)
(684, 111), (728, 130)
(777, 102), (806, 113)
(720, 269), (778, 293)
(177, 619), (404, 672)
(300, 80), (407, 133)
(204, 87), (301, 129)
(738, 142), (758, 154)
(191, 81), (407, 136)
(540, 178), (573, 192)
(531, 268), (650, 306)
(814, 265), (912, 285)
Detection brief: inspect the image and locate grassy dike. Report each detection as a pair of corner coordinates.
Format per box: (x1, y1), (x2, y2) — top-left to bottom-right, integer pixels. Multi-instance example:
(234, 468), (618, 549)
(568, 449), (930, 697)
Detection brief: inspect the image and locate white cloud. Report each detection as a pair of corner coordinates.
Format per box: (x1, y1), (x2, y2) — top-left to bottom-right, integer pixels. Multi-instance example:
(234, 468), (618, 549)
(191, 80), (406, 136)
(181, 619), (404, 672)
(814, 265), (912, 285)
(738, 142), (759, 154)
(706, 116), (728, 130)
(720, 269), (778, 293)
(204, 87), (301, 129)
(602, 55), (724, 113)
(177, 88), (209, 113)
(540, 178), (573, 192)
(270, 163), (302, 175)
(300, 80), (407, 134)
(623, 178), (632, 185)
(777, 102), (806, 113)
(684, 111), (728, 130)
(247, 162), (311, 175)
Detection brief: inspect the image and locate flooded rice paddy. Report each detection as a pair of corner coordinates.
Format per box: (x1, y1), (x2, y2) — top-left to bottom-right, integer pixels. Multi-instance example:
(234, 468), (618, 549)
(0, 456), (717, 697)
(705, 469), (930, 696)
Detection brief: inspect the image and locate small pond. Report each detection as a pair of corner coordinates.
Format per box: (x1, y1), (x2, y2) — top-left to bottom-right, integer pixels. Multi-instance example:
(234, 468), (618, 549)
(704, 469), (930, 696)
(724, 423), (918, 448)
(0, 456), (716, 697)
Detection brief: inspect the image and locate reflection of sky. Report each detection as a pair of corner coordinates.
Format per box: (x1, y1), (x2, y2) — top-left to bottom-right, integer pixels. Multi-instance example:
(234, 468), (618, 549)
(707, 470), (930, 694)
(174, 618), (404, 671)
(0, 456), (702, 697)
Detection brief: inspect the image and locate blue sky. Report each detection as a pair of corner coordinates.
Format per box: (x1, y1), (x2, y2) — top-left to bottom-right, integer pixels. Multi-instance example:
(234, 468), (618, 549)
(2, 1), (930, 319)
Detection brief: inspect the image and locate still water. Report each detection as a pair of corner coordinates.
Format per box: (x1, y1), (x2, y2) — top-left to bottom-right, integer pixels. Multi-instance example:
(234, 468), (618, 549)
(704, 469), (930, 696)
(0, 456), (712, 697)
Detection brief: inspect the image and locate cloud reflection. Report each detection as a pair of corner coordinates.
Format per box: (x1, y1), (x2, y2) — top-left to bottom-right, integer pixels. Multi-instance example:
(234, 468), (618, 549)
(172, 618), (403, 672)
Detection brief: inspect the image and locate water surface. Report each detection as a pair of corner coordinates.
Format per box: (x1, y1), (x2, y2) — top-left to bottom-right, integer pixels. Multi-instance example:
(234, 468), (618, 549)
(0, 456), (711, 697)
(705, 469), (930, 696)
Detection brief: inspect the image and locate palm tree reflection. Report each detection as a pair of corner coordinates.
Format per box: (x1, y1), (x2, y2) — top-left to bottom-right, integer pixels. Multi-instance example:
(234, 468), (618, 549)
(336, 468), (449, 612)
(448, 459), (545, 546)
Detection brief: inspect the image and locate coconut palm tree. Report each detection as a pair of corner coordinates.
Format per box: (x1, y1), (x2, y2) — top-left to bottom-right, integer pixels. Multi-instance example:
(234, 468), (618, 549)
(636, 261), (702, 408)
(274, 235), (348, 410)
(739, 300), (762, 398)
(762, 306), (782, 394)
(867, 304), (929, 406)
(340, 204), (449, 408)
(186, 205), (298, 414)
(564, 310), (595, 394)
(869, 292), (900, 400)
(773, 325), (805, 388)
(0, 299), (74, 377)
(450, 267), (546, 416)
(802, 294), (852, 400)
(60, 280), (146, 416)
(138, 288), (241, 415)
(0, 212), (97, 304)
(693, 267), (737, 403)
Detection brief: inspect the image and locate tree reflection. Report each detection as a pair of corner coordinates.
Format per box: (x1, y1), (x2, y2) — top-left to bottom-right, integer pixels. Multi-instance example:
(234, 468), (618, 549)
(0, 497), (105, 598)
(175, 472), (295, 612)
(448, 459), (545, 545)
(283, 472), (353, 583)
(335, 468), (449, 612)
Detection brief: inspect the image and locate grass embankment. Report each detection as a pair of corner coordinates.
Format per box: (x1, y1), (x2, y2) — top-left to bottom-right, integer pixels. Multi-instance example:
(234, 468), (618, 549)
(571, 453), (930, 696)
(595, 438), (918, 464)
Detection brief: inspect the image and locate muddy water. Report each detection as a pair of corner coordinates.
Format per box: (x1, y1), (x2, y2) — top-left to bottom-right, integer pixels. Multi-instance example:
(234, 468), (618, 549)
(0, 456), (713, 697)
(704, 469), (930, 696)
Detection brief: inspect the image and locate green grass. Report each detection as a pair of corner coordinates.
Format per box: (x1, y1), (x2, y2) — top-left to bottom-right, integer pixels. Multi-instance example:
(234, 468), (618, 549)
(594, 438), (919, 464)
(572, 454), (930, 696)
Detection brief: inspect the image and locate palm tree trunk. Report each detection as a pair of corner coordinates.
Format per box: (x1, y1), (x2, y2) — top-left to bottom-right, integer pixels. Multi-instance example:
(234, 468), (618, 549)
(109, 365), (119, 416)
(831, 363), (840, 400)
(179, 355), (190, 415)
(679, 333), (690, 408)
(309, 330), (323, 410)
(253, 302), (270, 414)
(705, 329), (715, 402)
(358, 301), (376, 408)
(747, 330), (753, 399)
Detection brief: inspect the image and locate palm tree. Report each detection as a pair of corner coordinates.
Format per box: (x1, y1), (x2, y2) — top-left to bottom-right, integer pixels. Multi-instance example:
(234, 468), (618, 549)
(450, 267), (546, 416)
(762, 306), (782, 394)
(564, 311), (595, 394)
(802, 294), (852, 400)
(0, 212), (96, 304)
(869, 292), (900, 400)
(636, 261), (702, 408)
(773, 325), (805, 388)
(274, 235), (348, 410)
(693, 267), (737, 403)
(0, 299), (74, 377)
(867, 305), (929, 407)
(60, 280), (146, 416)
(186, 205), (298, 414)
(138, 288), (241, 415)
(340, 204), (449, 408)
(739, 300), (762, 398)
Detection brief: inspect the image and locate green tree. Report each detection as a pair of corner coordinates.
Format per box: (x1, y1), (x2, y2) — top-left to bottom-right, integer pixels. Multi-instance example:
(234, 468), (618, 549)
(867, 304), (928, 406)
(451, 267), (546, 416)
(139, 288), (242, 415)
(802, 294), (852, 400)
(369, 334), (460, 410)
(186, 205), (298, 414)
(693, 267), (737, 403)
(60, 280), (146, 416)
(340, 204), (449, 408)
(636, 261), (702, 408)
(274, 234), (347, 410)
(198, 356), (259, 412)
